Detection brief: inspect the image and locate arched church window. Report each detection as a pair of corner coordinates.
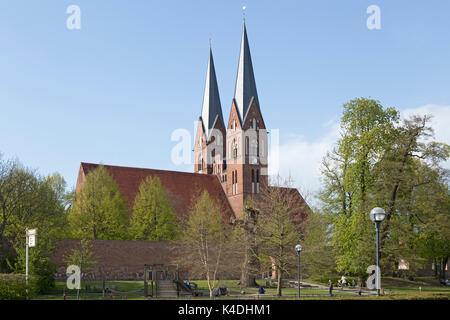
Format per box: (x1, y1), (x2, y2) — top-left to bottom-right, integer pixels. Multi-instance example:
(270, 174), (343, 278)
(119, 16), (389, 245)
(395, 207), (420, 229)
(235, 170), (238, 194)
(251, 169), (255, 194)
(250, 139), (257, 156)
(256, 169), (260, 193)
(232, 171), (235, 195)
(257, 139), (259, 157)
(233, 139), (238, 159)
(245, 137), (249, 155)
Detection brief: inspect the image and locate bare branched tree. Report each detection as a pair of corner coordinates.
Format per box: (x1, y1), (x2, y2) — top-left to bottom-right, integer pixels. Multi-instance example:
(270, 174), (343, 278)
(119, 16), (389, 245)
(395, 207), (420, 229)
(177, 190), (238, 297)
(251, 175), (308, 296)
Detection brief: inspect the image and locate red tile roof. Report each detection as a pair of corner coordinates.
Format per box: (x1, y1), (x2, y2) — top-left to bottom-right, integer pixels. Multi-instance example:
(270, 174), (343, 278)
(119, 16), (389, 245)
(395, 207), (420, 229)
(268, 186), (311, 223)
(77, 163), (236, 222)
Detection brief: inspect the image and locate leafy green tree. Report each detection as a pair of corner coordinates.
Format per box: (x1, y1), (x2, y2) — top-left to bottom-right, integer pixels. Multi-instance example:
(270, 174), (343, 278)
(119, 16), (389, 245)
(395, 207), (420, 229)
(129, 176), (178, 241)
(11, 173), (68, 292)
(301, 210), (336, 278)
(0, 154), (68, 291)
(412, 171), (450, 281)
(64, 239), (98, 299)
(320, 98), (449, 282)
(319, 98), (400, 280)
(64, 239), (97, 275)
(67, 165), (129, 240)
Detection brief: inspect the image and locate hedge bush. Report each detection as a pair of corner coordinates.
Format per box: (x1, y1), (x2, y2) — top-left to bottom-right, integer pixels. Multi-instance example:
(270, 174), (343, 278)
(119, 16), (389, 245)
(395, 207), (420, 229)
(0, 274), (39, 300)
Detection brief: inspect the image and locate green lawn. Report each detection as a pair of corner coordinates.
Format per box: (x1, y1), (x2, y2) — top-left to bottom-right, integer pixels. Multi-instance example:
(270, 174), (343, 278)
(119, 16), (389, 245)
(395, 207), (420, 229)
(34, 277), (449, 300)
(190, 279), (356, 298)
(36, 281), (145, 300)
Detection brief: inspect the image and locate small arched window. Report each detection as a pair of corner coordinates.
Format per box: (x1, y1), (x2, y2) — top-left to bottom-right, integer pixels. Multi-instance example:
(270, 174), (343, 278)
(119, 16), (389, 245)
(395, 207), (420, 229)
(251, 169), (255, 194)
(256, 169), (260, 193)
(245, 137), (249, 155)
(232, 171), (235, 195)
(233, 139), (238, 159)
(250, 139), (257, 156)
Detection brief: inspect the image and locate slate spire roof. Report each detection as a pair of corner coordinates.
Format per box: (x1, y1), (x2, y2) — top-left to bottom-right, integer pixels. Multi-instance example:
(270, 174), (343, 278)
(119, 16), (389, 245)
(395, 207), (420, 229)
(201, 47), (224, 140)
(234, 22), (259, 122)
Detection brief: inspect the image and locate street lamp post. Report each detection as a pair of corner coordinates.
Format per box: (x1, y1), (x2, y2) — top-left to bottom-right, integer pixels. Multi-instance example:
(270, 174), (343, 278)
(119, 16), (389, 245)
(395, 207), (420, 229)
(370, 207), (386, 297)
(295, 244), (302, 298)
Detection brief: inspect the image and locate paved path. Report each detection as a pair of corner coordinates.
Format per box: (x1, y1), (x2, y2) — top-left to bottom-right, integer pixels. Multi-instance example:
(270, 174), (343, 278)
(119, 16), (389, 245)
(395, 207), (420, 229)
(290, 279), (378, 296)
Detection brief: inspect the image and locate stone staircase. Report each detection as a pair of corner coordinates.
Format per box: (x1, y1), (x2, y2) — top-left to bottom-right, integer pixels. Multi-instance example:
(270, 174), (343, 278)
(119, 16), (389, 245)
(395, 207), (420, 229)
(156, 280), (178, 298)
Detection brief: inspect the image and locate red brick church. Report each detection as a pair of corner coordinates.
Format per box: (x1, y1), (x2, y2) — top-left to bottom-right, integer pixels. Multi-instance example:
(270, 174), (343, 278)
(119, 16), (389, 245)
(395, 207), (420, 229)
(76, 22), (309, 221)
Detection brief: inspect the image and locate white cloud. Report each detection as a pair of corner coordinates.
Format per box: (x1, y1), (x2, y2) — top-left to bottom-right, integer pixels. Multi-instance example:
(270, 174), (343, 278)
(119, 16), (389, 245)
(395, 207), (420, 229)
(273, 104), (450, 203)
(269, 120), (340, 203)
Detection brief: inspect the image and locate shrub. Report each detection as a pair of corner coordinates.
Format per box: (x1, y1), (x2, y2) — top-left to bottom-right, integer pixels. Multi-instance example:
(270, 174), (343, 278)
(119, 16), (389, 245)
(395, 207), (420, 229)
(0, 274), (39, 300)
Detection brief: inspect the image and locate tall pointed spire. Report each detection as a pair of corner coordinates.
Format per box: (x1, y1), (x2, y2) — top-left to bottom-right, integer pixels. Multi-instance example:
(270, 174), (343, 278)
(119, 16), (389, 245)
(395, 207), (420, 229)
(234, 21), (259, 121)
(201, 47), (224, 139)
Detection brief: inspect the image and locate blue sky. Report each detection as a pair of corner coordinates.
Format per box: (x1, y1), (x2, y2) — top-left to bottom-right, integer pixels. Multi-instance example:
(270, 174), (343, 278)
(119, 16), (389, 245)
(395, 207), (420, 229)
(1, 1), (449, 197)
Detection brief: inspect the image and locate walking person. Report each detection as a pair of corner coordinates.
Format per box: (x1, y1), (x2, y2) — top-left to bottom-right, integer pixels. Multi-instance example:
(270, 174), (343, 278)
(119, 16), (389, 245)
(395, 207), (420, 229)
(328, 280), (334, 297)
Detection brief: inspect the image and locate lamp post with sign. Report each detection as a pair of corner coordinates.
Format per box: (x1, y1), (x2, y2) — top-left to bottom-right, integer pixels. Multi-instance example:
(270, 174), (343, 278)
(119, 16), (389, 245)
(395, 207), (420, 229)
(26, 229), (37, 296)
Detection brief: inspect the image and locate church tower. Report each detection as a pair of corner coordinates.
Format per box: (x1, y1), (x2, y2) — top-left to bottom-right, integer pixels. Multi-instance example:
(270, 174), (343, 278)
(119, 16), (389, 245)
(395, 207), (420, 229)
(194, 47), (226, 177)
(224, 22), (268, 218)
(194, 22), (268, 218)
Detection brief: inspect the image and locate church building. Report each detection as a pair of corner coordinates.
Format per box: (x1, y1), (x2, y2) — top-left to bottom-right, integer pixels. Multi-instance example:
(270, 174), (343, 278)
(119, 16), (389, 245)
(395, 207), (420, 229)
(76, 21), (309, 221)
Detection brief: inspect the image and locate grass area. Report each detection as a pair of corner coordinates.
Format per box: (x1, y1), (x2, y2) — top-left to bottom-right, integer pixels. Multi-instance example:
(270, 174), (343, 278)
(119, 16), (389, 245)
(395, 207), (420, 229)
(190, 279), (356, 298)
(378, 277), (450, 299)
(36, 281), (145, 300)
(34, 277), (449, 300)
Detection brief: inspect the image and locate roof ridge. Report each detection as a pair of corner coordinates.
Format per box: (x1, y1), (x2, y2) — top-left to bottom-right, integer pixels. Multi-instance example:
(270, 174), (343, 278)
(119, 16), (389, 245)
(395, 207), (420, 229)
(81, 162), (219, 179)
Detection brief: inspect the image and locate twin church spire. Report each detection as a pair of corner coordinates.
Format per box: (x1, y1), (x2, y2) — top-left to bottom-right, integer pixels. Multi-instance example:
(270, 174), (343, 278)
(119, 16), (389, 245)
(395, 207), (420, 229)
(200, 21), (259, 135)
(195, 20), (268, 218)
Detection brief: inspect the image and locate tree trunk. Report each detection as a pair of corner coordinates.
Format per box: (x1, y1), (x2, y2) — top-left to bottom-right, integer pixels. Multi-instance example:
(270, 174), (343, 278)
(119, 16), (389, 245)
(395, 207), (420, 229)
(207, 275), (214, 298)
(433, 259), (438, 279)
(240, 263), (258, 288)
(240, 207), (259, 288)
(276, 268), (282, 296)
(358, 275), (365, 288)
(240, 246), (259, 287)
(441, 256), (448, 281)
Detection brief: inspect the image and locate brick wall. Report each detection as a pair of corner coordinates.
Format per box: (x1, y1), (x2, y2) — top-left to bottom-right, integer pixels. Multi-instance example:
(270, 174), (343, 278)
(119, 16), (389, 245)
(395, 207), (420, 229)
(52, 239), (243, 281)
